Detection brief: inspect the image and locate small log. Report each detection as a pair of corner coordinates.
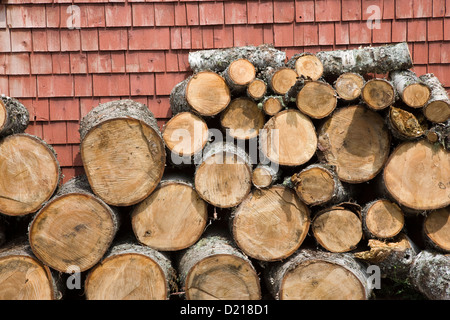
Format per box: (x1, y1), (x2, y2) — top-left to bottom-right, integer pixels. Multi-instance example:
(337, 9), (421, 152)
(361, 199), (405, 240)
(231, 185), (310, 261)
(0, 96), (29, 137)
(422, 206), (450, 253)
(408, 250), (450, 300)
(259, 109), (317, 167)
(170, 71), (231, 117)
(194, 142), (252, 208)
(334, 72), (365, 101)
(295, 80), (337, 119)
(425, 120), (449, 150)
(317, 105), (391, 183)
(80, 99), (166, 207)
(361, 78), (396, 110)
(188, 44), (286, 73)
(311, 203), (363, 253)
(0, 241), (63, 300)
(383, 139), (450, 210)
(353, 233), (420, 282)
(286, 52), (324, 81)
(28, 175), (120, 273)
(387, 106), (427, 141)
(316, 42), (413, 78)
(220, 97), (265, 140)
(162, 111), (209, 159)
(290, 164), (350, 207)
(251, 163), (280, 189)
(85, 240), (177, 300)
(261, 66), (298, 95)
(222, 59), (256, 93)
(265, 248), (372, 300)
(177, 230), (261, 300)
(131, 173), (208, 251)
(261, 96), (284, 116)
(390, 69), (431, 108)
(419, 73), (450, 123)
(247, 78), (267, 101)
(0, 133), (60, 216)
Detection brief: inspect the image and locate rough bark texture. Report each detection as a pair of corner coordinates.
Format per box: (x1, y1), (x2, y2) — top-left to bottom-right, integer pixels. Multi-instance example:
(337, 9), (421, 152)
(408, 250), (450, 300)
(425, 120), (450, 150)
(222, 59), (256, 94)
(387, 106), (427, 141)
(0, 95), (29, 137)
(188, 44), (286, 73)
(247, 78), (267, 101)
(420, 73), (450, 123)
(316, 42), (413, 78)
(390, 69), (431, 108)
(265, 248), (372, 300)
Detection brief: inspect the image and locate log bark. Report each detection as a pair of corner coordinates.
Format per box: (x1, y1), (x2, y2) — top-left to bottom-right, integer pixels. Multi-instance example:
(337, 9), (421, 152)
(188, 44), (286, 73)
(162, 111), (209, 159)
(131, 172), (208, 251)
(259, 109), (317, 167)
(28, 175), (120, 273)
(419, 73), (450, 123)
(316, 42), (413, 78)
(260, 96), (284, 116)
(220, 97), (265, 140)
(194, 142), (252, 208)
(0, 96), (29, 137)
(0, 240), (63, 300)
(0, 133), (60, 216)
(383, 139), (450, 210)
(265, 248), (372, 300)
(425, 120), (450, 150)
(387, 106), (428, 141)
(361, 199), (405, 240)
(290, 164), (350, 207)
(422, 206), (450, 253)
(247, 78), (267, 101)
(80, 99), (166, 207)
(390, 69), (431, 108)
(334, 72), (365, 101)
(251, 163), (280, 189)
(261, 66), (298, 95)
(222, 59), (256, 93)
(317, 105), (391, 183)
(295, 80), (337, 119)
(286, 52), (324, 81)
(408, 250), (450, 300)
(361, 78), (396, 110)
(85, 240), (177, 300)
(231, 185), (310, 261)
(353, 233), (420, 282)
(311, 203), (363, 253)
(177, 230), (261, 300)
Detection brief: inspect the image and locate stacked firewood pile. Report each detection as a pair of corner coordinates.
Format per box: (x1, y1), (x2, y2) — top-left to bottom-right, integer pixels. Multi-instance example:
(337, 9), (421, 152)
(0, 43), (448, 300)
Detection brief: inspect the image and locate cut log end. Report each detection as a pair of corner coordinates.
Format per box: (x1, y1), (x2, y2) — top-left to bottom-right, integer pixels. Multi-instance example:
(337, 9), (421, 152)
(423, 207), (450, 252)
(294, 54), (324, 81)
(252, 165), (278, 189)
(423, 100), (450, 123)
(363, 199), (405, 239)
(162, 112), (209, 157)
(232, 186), (310, 261)
(402, 83), (431, 109)
(247, 79), (267, 100)
(220, 98), (265, 140)
(334, 73), (365, 101)
(270, 68), (298, 95)
(262, 96), (283, 116)
(0, 100), (6, 130)
(228, 59), (256, 86)
(361, 79), (395, 110)
(0, 134), (60, 216)
(291, 166), (336, 206)
(131, 180), (208, 251)
(296, 81), (337, 119)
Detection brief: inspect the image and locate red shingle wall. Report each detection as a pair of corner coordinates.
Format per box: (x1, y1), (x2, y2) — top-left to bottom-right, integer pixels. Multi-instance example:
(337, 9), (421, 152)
(0, 0), (449, 182)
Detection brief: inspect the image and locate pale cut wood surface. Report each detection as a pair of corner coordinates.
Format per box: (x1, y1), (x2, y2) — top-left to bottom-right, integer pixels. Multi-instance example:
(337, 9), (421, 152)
(247, 78), (267, 100)
(423, 206), (450, 252)
(362, 199), (405, 239)
(296, 81), (337, 119)
(334, 72), (365, 101)
(361, 78), (396, 110)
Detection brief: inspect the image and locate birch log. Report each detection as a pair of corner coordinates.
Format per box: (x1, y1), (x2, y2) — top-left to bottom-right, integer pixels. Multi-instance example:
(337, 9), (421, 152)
(286, 52), (324, 81)
(361, 78), (396, 110)
(361, 199), (405, 240)
(0, 96), (29, 137)
(334, 72), (365, 101)
(422, 206), (450, 253)
(419, 73), (450, 123)
(390, 69), (431, 108)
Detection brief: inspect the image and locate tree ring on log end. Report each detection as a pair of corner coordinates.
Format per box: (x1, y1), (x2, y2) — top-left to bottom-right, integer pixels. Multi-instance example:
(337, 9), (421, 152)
(296, 81), (337, 119)
(292, 167), (336, 206)
(361, 79), (395, 110)
(228, 59), (256, 86)
(364, 200), (405, 239)
(294, 54), (323, 81)
(271, 68), (298, 95)
(424, 207), (450, 252)
(402, 83), (431, 108)
(0, 100), (6, 130)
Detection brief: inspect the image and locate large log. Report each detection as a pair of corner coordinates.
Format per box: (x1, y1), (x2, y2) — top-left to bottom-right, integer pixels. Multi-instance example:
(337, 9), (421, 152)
(85, 240), (176, 300)
(361, 199), (405, 240)
(0, 96), (29, 137)
(419, 73), (450, 123)
(0, 133), (60, 216)
(231, 185), (310, 261)
(286, 52), (324, 81)
(422, 206), (450, 253)
(316, 42), (413, 78)
(177, 230), (261, 300)
(317, 105), (391, 183)
(28, 175), (120, 273)
(188, 44), (286, 73)
(265, 248), (372, 300)
(383, 139), (450, 210)
(170, 71), (231, 117)
(259, 109), (317, 167)
(220, 97), (265, 140)
(194, 142), (252, 208)
(131, 173), (208, 251)
(0, 241), (63, 300)
(390, 69), (431, 108)
(79, 99), (166, 207)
